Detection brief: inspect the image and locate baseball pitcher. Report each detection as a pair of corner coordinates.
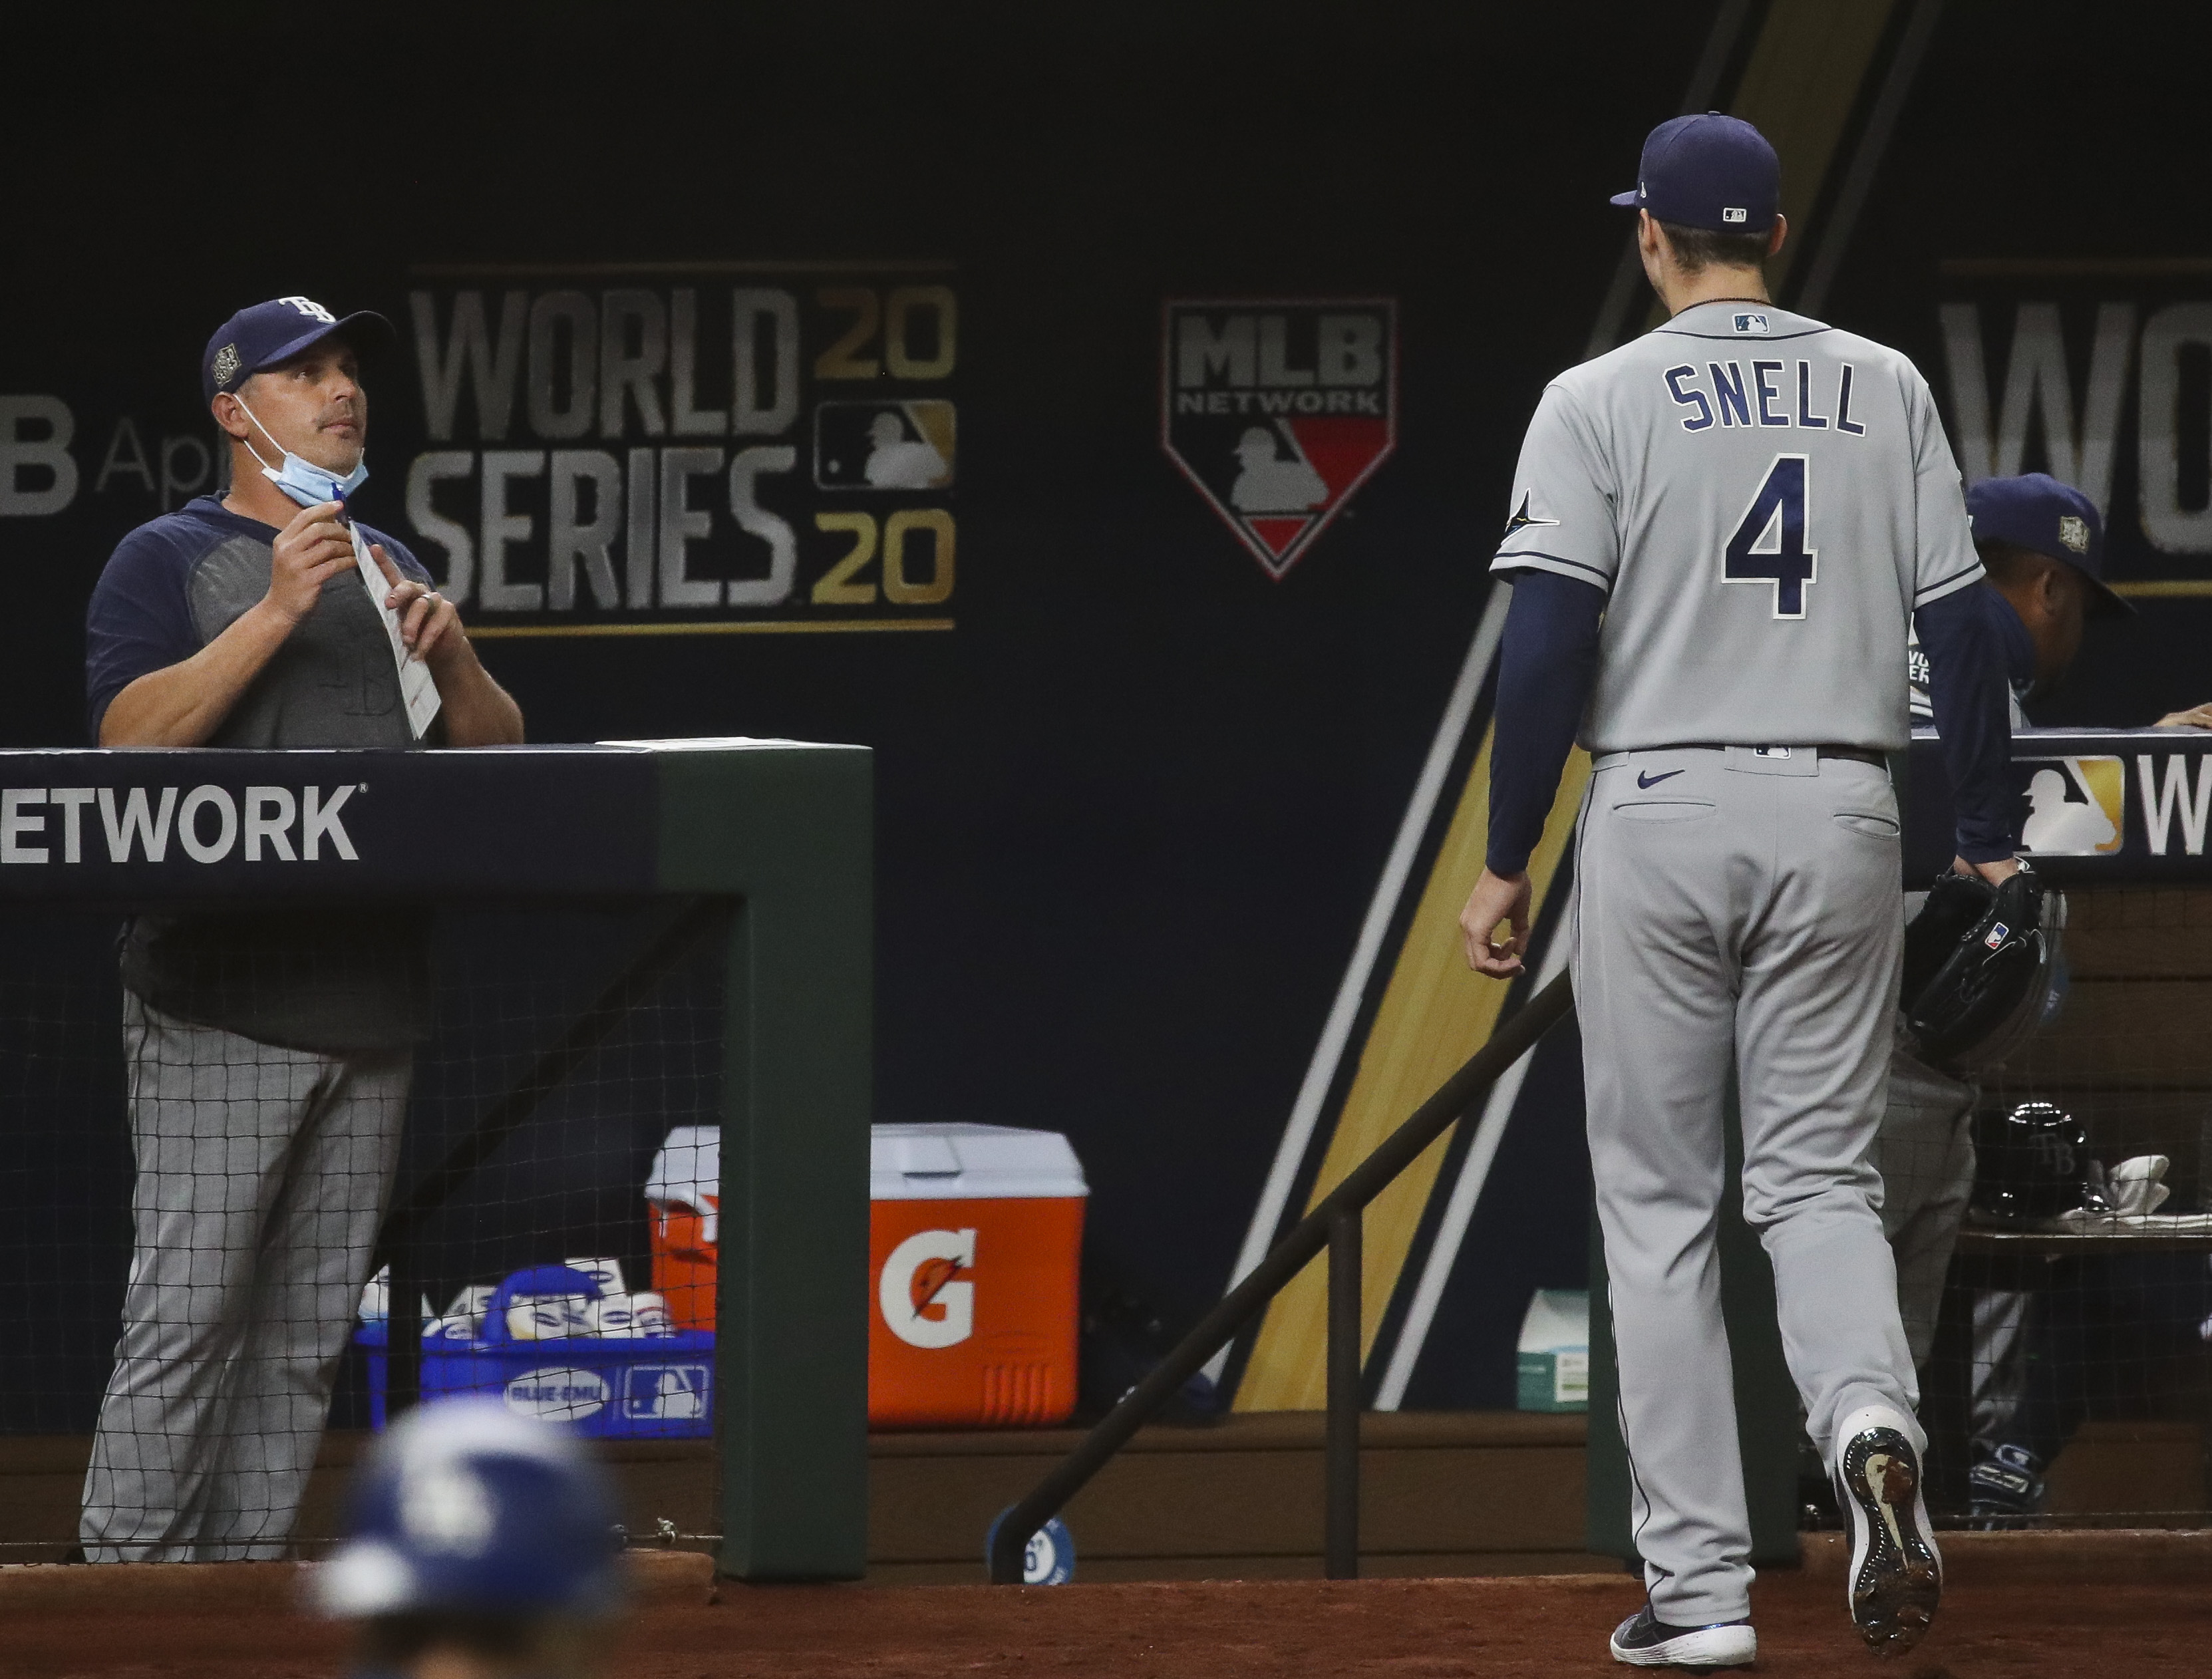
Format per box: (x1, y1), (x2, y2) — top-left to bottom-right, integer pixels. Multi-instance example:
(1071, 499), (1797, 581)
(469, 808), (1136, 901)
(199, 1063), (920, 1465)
(1458, 116), (2017, 1664)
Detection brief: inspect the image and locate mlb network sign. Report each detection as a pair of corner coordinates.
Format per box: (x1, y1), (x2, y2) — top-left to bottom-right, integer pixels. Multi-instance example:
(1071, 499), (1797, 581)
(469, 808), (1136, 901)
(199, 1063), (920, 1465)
(0, 783), (360, 866)
(1162, 299), (1398, 580)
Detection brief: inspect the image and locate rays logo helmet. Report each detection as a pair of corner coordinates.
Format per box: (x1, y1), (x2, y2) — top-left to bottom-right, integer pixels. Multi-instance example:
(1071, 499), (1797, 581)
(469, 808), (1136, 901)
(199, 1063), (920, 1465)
(1970, 1100), (2088, 1226)
(317, 1397), (624, 1621)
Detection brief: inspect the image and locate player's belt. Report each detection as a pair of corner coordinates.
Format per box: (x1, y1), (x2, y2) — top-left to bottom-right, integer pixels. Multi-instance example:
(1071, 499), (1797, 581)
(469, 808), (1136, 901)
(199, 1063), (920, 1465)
(1625, 744), (1888, 768)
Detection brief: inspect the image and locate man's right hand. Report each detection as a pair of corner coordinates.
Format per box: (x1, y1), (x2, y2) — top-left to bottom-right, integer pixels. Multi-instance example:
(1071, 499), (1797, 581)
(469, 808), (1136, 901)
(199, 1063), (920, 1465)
(265, 499), (357, 623)
(1954, 853), (2022, 885)
(1460, 868), (1535, 979)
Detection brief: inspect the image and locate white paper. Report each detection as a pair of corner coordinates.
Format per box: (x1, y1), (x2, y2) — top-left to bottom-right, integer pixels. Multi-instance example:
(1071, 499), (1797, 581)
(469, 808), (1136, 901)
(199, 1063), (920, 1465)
(351, 522), (442, 738)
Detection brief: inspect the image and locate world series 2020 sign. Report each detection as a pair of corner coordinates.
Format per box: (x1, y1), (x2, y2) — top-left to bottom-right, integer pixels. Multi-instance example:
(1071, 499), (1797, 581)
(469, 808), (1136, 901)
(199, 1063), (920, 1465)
(398, 265), (959, 637)
(1160, 298), (1397, 581)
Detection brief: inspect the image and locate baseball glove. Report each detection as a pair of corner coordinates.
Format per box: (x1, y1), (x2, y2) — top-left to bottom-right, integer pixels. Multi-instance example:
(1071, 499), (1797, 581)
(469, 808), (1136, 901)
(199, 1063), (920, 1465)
(1901, 865), (2048, 1068)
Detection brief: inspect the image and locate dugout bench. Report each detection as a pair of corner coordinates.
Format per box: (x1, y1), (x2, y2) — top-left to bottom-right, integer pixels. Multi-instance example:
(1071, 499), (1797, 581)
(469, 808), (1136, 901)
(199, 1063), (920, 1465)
(0, 738), (871, 1581)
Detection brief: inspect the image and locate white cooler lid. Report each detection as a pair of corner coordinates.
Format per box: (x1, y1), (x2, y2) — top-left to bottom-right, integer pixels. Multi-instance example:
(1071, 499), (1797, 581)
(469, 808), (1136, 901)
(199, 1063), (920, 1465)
(647, 1124), (720, 1212)
(870, 1122), (1087, 1201)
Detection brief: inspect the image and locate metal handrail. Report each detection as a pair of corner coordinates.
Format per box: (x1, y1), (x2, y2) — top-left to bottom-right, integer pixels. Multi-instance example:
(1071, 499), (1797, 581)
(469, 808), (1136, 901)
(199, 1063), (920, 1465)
(987, 969), (1575, 1583)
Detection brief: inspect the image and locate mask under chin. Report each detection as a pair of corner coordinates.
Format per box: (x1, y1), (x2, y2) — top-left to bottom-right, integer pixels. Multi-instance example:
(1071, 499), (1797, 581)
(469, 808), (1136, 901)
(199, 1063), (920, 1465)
(262, 453), (369, 510)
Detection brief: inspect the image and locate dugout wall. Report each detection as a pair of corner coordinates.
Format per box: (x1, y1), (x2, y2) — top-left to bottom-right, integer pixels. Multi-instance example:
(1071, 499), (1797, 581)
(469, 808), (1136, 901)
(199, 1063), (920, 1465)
(0, 740), (870, 1579)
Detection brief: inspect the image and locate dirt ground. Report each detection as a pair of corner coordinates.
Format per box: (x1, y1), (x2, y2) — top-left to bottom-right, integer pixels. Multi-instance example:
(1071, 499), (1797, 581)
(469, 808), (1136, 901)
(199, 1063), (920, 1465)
(3, 1569), (2207, 1679)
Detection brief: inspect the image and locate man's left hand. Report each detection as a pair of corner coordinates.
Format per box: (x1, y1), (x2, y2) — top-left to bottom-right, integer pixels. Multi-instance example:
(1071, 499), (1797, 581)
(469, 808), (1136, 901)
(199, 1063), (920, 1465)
(371, 545), (470, 676)
(2155, 702), (2212, 729)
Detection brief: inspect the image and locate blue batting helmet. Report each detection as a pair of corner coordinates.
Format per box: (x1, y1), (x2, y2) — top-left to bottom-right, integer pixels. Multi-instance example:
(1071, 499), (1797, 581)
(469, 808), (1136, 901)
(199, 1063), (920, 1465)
(317, 1398), (624, 1620)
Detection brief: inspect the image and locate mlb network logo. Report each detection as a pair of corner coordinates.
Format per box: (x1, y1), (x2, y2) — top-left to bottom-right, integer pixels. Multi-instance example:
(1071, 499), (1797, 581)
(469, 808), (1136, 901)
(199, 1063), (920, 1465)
(1161, 299), (1398, 581)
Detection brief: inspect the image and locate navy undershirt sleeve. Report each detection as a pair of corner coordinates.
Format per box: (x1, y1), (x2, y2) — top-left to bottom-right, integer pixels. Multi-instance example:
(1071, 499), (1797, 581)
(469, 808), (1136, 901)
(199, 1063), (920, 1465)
(84, 525), (199, 744)
(1486, 569), (1605, 876)
(1914, 585), (2018, 863)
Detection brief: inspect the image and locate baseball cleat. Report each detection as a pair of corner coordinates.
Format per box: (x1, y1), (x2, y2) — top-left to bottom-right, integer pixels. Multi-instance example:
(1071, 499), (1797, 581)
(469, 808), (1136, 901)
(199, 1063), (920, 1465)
(1608, 1603), (1756, 1668)
(1835, 1406), (1942, 1656)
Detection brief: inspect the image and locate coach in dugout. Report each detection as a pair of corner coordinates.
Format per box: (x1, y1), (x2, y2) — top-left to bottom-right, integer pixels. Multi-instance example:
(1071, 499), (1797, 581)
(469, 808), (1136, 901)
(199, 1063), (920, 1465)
(77, 296), (522, 1561)
(1877, 470), (2209, 1512)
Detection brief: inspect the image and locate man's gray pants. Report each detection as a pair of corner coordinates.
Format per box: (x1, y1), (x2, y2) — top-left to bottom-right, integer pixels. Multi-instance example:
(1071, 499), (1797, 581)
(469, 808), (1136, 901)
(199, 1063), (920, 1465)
(81, 996), (409, 1561)
(1576, 746), (1923, 1626)
(1872, 1044), (1975, 1370)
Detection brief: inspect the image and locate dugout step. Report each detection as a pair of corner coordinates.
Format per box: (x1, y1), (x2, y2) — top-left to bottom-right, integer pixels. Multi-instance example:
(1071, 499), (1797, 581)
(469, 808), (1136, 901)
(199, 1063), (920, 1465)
(0, 1419), (2205, 1577)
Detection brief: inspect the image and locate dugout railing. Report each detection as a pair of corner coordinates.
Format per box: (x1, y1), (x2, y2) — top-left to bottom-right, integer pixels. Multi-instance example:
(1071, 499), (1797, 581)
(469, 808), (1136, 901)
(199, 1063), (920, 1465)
(0, 739), (870, 1581)
(989, 970), (1579, 1584)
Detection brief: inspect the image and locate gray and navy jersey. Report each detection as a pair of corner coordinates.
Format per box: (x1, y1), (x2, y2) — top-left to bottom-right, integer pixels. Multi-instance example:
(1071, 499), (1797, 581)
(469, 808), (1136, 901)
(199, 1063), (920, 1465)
(1492, 300), (1980, 754)
(1909, 623), (2030, 729)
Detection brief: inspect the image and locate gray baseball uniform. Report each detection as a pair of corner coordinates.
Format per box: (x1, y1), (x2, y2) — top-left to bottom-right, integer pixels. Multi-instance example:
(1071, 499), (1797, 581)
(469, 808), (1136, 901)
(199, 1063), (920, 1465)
(81, 497), (432, 1560)
(1494, 300), (1981, 1625)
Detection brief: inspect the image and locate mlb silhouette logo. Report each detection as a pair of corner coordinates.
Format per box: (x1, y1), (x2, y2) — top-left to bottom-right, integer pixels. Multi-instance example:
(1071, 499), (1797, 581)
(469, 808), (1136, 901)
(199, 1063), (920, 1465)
(1721, 207), (1748, 224)
(623, 1362), (711, 1421)
(814, 400), (956, 490)
(1984, 923), (2010, 949)
(1732, 313), (1770, 334)
(1162, 299), (1398, 581)
(2016, 756), (2126, 857)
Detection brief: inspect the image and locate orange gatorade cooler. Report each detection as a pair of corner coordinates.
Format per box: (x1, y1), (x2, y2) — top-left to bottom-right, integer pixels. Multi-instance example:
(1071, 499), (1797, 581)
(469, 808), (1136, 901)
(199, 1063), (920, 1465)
(870, 1123), (1086, 1429)
(646, 1126), (719, 1331)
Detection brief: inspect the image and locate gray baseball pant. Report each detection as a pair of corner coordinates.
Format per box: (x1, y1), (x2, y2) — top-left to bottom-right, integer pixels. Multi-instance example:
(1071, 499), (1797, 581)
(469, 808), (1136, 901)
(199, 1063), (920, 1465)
(1870, 1043), (1975, 1369)
(81, 996), (409, 1562)
(1575, 746), (1923, 1626)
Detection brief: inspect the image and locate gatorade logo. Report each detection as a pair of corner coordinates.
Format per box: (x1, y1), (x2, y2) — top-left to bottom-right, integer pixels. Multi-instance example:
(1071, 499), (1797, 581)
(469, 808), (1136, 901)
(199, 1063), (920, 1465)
(879, 1227), (976, 1349)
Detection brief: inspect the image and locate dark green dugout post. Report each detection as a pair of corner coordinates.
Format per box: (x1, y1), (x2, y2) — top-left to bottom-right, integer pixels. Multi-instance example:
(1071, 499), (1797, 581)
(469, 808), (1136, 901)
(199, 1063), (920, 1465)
(657, 745), (873, 1582)
(0, 738), (873, 1583)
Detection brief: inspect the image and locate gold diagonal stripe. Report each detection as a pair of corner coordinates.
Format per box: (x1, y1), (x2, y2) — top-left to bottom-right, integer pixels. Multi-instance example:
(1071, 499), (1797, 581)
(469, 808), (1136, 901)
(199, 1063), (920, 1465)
(1732, 0), (1899, 295)
(1235, 734), (1589, 1410)
(1643, 0), (1900, 331)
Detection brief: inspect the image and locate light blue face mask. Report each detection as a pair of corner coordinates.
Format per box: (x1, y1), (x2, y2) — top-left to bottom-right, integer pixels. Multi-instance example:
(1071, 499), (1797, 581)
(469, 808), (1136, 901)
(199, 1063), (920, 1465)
(234, 394), (368, 509)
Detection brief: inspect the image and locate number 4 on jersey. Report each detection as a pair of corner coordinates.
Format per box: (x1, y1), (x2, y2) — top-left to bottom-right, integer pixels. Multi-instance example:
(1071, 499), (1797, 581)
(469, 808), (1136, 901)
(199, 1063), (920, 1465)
(1725, 454), (1816, 619)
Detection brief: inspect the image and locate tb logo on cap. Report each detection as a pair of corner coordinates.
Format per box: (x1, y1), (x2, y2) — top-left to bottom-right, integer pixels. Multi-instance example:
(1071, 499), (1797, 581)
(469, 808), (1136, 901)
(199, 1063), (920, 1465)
(277, 296), (337, 323)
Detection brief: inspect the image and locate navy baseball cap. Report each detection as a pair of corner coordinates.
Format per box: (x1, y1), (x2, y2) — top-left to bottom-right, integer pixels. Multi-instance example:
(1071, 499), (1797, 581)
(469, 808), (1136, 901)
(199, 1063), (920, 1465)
(1967, 473), (2132, 617)
(202, 296), (393, 404)
(1611, 112), (1780, 234)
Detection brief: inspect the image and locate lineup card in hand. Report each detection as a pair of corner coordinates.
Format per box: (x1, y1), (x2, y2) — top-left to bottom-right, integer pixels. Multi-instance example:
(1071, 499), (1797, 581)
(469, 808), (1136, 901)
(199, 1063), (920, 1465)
(348, 521), (442, 738)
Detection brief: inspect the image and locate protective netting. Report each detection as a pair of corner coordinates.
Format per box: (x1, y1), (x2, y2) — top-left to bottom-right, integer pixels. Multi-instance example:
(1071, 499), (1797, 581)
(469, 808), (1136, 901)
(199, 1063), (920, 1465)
(1879, 883), (2212, 1529)
(0, 903), (724, 1561)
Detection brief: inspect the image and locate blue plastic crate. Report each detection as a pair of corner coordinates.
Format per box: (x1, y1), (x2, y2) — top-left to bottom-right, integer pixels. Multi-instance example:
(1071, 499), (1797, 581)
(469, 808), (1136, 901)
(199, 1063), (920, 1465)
(357, 1267), (714, 1439)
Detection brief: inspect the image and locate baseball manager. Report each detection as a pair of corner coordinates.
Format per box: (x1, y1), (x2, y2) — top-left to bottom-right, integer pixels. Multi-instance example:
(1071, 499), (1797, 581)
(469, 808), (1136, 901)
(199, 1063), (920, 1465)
(1458, 116), (2016, 1663)
(79, 295), (522, 1561)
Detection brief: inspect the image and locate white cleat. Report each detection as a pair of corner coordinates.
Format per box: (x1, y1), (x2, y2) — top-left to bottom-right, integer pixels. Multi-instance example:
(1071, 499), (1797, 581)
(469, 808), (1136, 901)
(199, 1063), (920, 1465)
(1835, 1404), (1943, 1656)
